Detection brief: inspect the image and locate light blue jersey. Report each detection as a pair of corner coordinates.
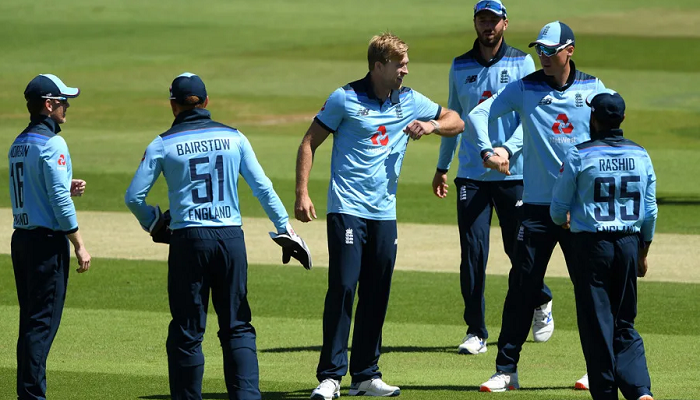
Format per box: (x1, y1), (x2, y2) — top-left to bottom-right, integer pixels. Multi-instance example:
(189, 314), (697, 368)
(438, 40), (535, 180)
(316, 73), (441, 220)
(551, 134), (657, 241)
(468, 61), (605, 203)
(8, 117), (78, 232)
(125, 109), (288, 232)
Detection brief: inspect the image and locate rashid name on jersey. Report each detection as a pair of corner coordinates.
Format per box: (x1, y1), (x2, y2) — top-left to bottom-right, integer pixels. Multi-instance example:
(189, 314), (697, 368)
(551, 135), (658, 241)
(468, 61), (606, 204)
(438, 40), (535, 180)
(316, 73), (441, 220)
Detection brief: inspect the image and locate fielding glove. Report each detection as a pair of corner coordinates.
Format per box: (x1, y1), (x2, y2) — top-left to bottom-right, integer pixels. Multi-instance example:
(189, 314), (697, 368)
(149, 206), (172, 244)
(269, 222), (312, 270)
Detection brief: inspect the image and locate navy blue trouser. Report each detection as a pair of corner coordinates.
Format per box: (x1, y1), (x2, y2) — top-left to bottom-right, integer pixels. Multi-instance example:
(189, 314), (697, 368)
(496, 204), (577, 372)
(11, 228), (70, 400)
(455, 178), (552, 340)
(167, 226), (260, 400)
(317, 213), (397, 383)
(571, 233), (652, 400)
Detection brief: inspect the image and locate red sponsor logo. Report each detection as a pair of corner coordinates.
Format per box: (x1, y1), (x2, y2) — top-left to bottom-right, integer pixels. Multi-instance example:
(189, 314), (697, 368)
(57, 154), (66, 166)
(478, 90), (493, 105)
(371, 125), (389, 146)
(320, 100), (327, 112)
(552, 114), (574, 134)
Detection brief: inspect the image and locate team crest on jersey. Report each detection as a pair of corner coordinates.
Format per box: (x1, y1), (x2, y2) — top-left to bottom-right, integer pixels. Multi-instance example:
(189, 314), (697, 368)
(465, 75), (477, 84)
(500, 70), (509, 84)
(575, 93), (584, 108)
(371, 125), (389, 146)
(395, 104), (403, 118)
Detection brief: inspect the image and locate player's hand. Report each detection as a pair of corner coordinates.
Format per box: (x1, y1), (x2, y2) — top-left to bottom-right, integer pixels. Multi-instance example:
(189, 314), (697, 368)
(561, 212), (571, 230)
(432, 171), (449, 198)
(403, 120), (432, 141)
(269, 222), (312, 270)
(484, 155), (510, 175)
(71, 179), (86, 197)
(75, 246), (91, 273)
(149, 206), (172, 244)
(493, 147), (510, 160)
(295, 194), (317, 222)
(637, 256), (648, 277)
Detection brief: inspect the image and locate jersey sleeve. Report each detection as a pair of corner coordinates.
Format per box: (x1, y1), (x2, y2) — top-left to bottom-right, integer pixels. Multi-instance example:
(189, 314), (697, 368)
(438, 64), (462, 171)
(550, 146), (580, 226)
(411, 89), (441, 122)
(124, 137), (164, 230)
(467, 81), (523, 154)
(502, 118), (523, 157)
(641, 155), (658, 242)
(238, 134), (289, 233)
(41, 136), (77, 233)
(315, 88), (346, 133)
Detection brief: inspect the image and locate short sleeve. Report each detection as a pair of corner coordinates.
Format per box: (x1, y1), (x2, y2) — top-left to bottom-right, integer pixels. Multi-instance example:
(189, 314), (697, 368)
(315, 88), (346, 132)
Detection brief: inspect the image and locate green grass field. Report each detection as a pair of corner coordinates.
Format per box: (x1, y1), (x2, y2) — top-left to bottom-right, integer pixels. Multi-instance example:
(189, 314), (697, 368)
(0, 0), (699, 399)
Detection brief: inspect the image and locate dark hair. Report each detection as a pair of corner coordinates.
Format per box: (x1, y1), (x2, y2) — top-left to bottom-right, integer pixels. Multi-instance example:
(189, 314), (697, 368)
(26, 99), (46, 117)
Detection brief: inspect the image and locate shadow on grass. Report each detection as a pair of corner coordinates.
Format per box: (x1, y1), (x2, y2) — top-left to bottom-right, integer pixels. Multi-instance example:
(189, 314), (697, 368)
(261, 344), (500, 354)
(657, 196), (700, 206)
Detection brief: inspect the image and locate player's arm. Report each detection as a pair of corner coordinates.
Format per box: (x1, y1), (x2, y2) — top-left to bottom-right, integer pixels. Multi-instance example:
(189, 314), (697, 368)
(433, 67), (463, 198)
(550, 147), (580, 227)
(295, 89), (343, 222)
(495, 57), (535, 161)
(124, 138), (164, 231)
(467, 82), (522, 174)
(41, 137), (90, 272)
(638, 157), (658, 277)
(404, 88), (464, 140)
(239, 134), (289, 233)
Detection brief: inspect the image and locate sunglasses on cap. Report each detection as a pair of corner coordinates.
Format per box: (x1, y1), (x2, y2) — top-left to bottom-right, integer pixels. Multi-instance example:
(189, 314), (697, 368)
(535, 42), (572, 57)
(474, 1), (506, 16)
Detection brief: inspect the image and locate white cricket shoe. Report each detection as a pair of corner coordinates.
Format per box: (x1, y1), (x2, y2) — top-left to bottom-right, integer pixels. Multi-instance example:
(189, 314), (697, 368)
(574, 373), (589, 390)
(311, 378), (341, 400)
(532, 300), (554, 342)
(348, 378), (400, 397)
(479, 371), (519, 392)
(458, 334), (487, 355)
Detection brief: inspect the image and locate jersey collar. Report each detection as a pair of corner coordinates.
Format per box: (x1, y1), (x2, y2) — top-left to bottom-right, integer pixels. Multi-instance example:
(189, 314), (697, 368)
(471, 39), (509, 68)
(171, 108), (212, 127)
(27, 115), (61, 135)
(362, 73), (400, 105)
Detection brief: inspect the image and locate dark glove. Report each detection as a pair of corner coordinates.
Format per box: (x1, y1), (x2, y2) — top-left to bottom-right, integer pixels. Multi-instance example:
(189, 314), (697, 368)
(149, 207), (172, 244)
(269, 223), (312, 270)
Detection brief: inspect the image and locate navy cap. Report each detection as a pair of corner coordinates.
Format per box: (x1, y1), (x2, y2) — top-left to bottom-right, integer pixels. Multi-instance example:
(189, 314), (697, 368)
(528, 21), (575, 49)
(24, 74), (80, 101)
(169, 73), (207, 104)
(474, 0), (507, 18)
(586, 89), (626, 123)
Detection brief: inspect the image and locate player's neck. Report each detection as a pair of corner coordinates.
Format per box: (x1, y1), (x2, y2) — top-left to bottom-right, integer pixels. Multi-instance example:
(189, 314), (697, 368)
(551, 61), (571, 88)
(370, 74), (391, 102)
(478, 39), (502, 62)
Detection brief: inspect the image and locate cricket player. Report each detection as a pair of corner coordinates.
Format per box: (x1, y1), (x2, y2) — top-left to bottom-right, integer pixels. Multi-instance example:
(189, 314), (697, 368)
(433, 0), (555, 356)
(295, 33), (464, 399)
(468, 22), (606, 392)
(551, 90), (656, 400)
(9, 74), (91, 400)
(125, 73), (311, 400)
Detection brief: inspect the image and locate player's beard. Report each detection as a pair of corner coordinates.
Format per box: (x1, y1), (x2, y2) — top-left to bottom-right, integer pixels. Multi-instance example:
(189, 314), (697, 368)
(477, 29), (503, 48)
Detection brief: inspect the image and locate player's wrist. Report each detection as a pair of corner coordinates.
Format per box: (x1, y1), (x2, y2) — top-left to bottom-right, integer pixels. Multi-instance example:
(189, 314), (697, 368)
(481, 149), (495, 162)
(429, 120), (441, 134)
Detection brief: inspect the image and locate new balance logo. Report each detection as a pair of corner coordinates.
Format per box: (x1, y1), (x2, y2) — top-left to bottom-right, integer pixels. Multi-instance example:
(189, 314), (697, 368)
(465, 75), (477, 84)
(515, 200), (523, 207)
(345, 228), (354, 245)
(538, 96), (553, 105)
(356, 107), (370, 116)
(500, 70), (509, 84)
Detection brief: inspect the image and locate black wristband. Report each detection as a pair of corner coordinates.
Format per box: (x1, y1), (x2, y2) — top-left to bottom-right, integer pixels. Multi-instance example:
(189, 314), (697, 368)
(480, 149), (495, 161)
(436, 168), (448, 174)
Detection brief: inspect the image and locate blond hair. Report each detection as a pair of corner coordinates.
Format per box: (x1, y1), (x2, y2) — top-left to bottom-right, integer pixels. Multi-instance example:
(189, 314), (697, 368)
(368, 33), (408, 71)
